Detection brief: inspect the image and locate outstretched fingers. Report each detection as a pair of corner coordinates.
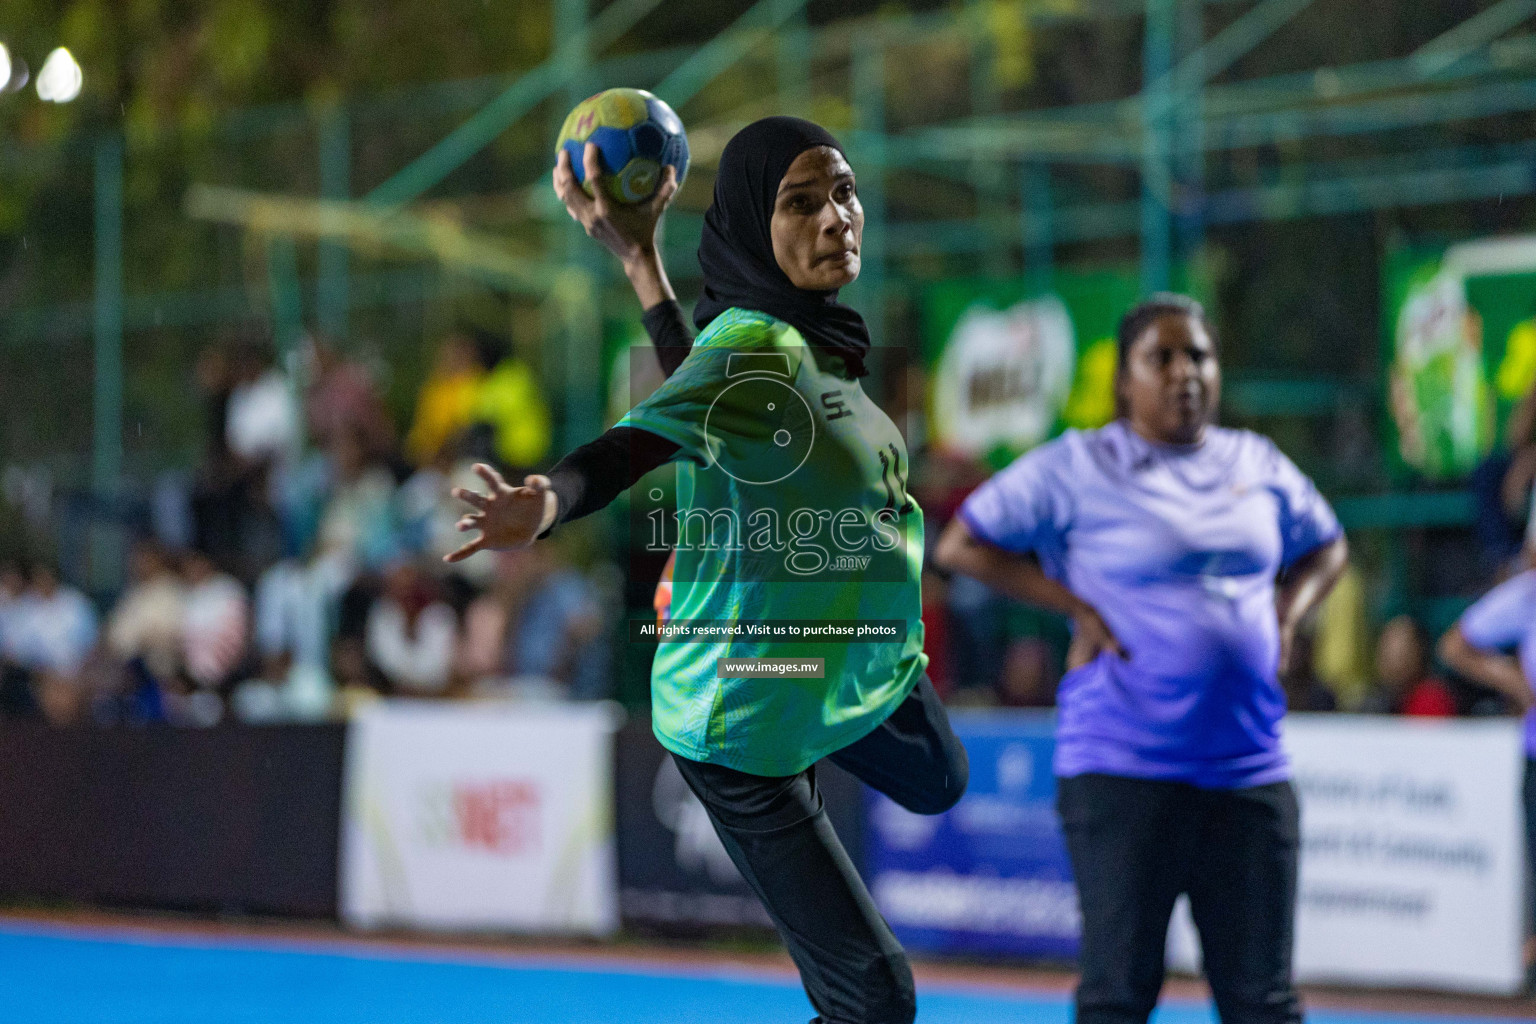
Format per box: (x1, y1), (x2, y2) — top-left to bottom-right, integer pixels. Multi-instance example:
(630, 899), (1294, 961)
(472, 462), (509, 494)
(451, 486), (490, 511)
(444, 536), (486, 564)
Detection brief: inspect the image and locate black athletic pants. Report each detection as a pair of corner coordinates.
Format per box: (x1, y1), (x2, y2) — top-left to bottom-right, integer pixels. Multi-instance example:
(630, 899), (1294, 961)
(672, 675), (968, 1024)
(1057, 774), (1303, 1024)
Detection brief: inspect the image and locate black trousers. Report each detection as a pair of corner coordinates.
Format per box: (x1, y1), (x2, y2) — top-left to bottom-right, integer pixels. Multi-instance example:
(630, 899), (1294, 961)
(1057, 774), (1303, 1024)
(672, 675), (968, 1024)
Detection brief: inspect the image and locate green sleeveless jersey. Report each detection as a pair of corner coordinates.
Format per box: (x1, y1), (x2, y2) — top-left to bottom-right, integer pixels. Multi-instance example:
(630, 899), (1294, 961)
(619, 308), (926, 776)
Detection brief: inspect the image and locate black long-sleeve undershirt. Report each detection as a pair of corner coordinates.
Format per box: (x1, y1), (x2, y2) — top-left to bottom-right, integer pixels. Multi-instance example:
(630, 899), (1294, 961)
(643, 297), (694, 377)
(544, 299), (694, 531)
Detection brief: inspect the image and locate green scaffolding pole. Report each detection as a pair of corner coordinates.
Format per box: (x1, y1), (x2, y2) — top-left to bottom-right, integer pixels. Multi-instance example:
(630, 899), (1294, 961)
(966, 0), (1013, 277)
(90, 135), (126, 592)
(1174, 0), (1206, 262)
(365, 0), (667, 210)
(776, 4), (812, 118)
(93, 135), (124, 500)
(1141, 0), (1175, 294)
(267, 238), (305, 363)
(851, 27), (888, 349)
(652, 0), (812, 110)
(1021, 162), (1054, 295)
(555, 0), (603, 450)
(318, 105), (352, 341)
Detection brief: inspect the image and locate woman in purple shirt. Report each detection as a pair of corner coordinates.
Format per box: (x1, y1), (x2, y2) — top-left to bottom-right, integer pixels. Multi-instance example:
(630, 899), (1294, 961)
(1438, 570), (1536, 984)
(936, 294), (1347, 1024)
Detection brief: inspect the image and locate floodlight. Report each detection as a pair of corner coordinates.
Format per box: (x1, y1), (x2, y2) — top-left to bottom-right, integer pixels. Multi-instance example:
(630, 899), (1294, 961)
(36, 47), (82, 103)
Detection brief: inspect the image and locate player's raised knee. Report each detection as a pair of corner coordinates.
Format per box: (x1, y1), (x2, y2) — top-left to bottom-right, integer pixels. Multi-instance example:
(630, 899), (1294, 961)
(905, 752), (969, 815)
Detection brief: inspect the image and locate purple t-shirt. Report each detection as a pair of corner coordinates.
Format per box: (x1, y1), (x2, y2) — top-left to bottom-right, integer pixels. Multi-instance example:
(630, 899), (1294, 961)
(959, 420), (1342, 788)
(1457, 570), (1536, 757)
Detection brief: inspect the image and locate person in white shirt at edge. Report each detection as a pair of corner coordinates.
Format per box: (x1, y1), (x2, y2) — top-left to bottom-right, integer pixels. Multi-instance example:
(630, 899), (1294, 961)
(365, 559), (456, 696)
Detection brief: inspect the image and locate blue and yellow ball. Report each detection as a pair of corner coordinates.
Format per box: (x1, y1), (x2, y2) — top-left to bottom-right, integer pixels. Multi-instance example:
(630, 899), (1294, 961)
(556, 88), (689, 204)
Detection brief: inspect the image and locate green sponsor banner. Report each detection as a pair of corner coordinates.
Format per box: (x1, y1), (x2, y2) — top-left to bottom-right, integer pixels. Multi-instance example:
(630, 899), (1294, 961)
(1383, 238), (1536, 481)
(922, 270), (1150, 468)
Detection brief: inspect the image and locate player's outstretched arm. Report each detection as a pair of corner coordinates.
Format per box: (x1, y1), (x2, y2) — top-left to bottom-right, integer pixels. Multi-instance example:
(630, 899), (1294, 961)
(449, 429), (682, 557)
(554, 141), (679, 311)
(446, 465), (558, 562)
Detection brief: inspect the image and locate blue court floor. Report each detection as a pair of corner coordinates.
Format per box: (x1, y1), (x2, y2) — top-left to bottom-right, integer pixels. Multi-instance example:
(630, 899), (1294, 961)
(0, 922), (1527, 1024)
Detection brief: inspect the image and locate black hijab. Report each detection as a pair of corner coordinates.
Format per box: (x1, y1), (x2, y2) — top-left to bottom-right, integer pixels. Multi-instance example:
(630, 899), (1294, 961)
(694, 116), (871, 377)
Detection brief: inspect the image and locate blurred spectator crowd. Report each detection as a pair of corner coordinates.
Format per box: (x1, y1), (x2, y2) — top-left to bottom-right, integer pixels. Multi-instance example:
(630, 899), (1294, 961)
(2, 325), (1534, 728)
(0, 326), (612, 727)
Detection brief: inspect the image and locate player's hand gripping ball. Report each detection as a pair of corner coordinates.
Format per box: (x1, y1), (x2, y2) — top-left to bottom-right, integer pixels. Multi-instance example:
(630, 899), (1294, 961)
(556, 88), (690, 204)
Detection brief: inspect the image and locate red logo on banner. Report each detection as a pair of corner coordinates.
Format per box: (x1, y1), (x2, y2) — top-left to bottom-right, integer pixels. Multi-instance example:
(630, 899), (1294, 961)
(451, 780), (541, 855)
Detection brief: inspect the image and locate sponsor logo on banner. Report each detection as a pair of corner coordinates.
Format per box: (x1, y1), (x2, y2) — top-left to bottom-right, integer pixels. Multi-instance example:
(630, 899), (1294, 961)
(931, 296), (1076, 458)
(340, 702), (619, 935)
(866, 713), (1080, 959)
(615, 720), (769, 928)
(650, 756), (741, 885)
(414, 780), (542, 857)
(614, 719), (866, 930)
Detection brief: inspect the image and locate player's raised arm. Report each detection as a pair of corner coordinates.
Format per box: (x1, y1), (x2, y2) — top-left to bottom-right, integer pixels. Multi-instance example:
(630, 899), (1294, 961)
(555, 142), (693, 377)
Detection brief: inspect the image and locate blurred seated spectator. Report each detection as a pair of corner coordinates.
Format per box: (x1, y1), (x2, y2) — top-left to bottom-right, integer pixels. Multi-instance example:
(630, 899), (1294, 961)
(1358, 615), (1456, 716)
(365, 560), (456, 696)
(106, 542), (187, 693)
(404, 330), (484, 467)
(302, 332), (394, 459)
(946, 572), (1009, 695)
(10, 561), (98, 724)
(181, 550), (249, 693)
(1311, 564), (1370, 709)
(238, 424), (399, 722)
(0, 561), (33, 717)
(316, 424), (400, 573)
(397, 449), (506, 596)
(1281, 626), (1338, 712)
(254, 558), (339, 682)
(244, 547), (353, 723)
(468, 329), (551, 472)
(997, 635), (1059, 709)
(919, 568), (951, 698)
(226, 339), (301, 470)
(457, 545), (608, 701)
(193, 337), (290, 582)
(1471, 371), (1536, 574)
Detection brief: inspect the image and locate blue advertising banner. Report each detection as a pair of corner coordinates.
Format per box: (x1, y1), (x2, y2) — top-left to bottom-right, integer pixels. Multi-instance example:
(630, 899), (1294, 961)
(865, 711), (1079, 958)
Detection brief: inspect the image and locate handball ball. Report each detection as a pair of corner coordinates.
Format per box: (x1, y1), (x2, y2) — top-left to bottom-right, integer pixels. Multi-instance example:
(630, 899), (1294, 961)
(556, 88), (689, 204)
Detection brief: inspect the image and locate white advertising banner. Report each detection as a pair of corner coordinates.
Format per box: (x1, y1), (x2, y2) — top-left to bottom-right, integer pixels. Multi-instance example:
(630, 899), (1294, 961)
(1169, 716), (1526, 994)
(340, 701), (621, 936)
